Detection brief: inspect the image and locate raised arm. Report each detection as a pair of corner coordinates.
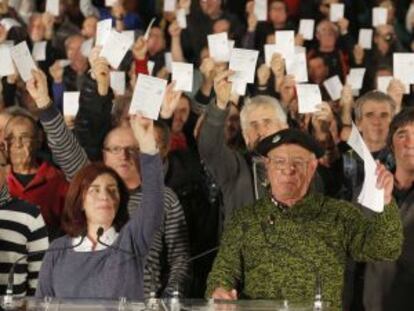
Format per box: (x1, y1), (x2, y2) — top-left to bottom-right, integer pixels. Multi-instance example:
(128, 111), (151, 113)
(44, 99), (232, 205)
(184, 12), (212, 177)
(128, 115), (164, 257)
(26, 69), (89, 181)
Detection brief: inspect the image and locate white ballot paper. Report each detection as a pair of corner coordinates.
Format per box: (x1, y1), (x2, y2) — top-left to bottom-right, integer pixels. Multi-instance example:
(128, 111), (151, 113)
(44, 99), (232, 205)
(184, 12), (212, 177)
(275, 30), (295, 58)
(176, 8), (187, 29)
(254, 0), (267, 21)
(264, 44), (282, 66)
(393, 53), (414, 85)
(110, 71), (126, 95)
(208, 32), (230, 62)
(323, 75), (343, 101)
(285, 51), (308, 83)
(164, 0), (176, 12)
(32, 41), (47, 61)
(96, 19), (112, 46)
(81, 38), (93, 57)
(231, 78), (248, 96)
(100, 30), (133, 69)
(105, 0), (118, 6)
(0, 18), (21, 31)
(347, 123), (384, 212)
(63, 91), (80, 116)
(358, 29), (373, 49)
(229, 48), (259, 84)
(129, 74), (167, 119)
(147, 60), (155, 75)
(10, 41), (36, 82)
(46, 0), (60, 16)
(377, 76), (393, 93)
(296, 84), (322, 113)
(330, 3), (344, 22)
(164, 52), (172, 72)
(299, 19), (315, 41)
(122, 30), (135, 49)
(172, 62), (193, 92)
(347, 68), (366, 90)
(373, 7), (387, 27)
(58, 59), (71, 67)
(144, 18), (156, 40)
(0, 44), (15, 77)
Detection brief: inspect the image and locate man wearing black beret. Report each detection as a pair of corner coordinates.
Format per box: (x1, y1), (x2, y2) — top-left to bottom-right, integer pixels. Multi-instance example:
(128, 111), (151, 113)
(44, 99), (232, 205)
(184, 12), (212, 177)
(206, 128), (403, 310)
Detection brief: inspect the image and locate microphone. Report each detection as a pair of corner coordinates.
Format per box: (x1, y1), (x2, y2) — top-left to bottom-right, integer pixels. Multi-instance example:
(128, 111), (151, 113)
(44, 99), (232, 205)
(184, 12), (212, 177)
(259, 217), (323, 310)
(4, 234), (87, 308)
(96, 227), (135, 256)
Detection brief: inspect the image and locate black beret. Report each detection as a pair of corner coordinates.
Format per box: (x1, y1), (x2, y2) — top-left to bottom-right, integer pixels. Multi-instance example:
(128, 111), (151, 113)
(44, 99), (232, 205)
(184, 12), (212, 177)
(255, 128), (325, 159)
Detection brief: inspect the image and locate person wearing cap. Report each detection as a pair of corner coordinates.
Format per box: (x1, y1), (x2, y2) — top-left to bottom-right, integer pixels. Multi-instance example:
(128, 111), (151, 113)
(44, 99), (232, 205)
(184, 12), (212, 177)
(364, 107), (414, 311)
(206, 128), (402, 310)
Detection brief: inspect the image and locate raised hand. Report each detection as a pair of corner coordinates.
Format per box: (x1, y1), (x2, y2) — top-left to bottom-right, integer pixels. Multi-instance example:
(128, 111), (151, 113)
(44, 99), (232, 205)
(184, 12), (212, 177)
(26, 69), (51, 109)
(132, 36), (148, 60)
(49, 60), (64, 83)
(375, 161), (393, 205)
(214, 70), (233, 110)
(91, 57), (110, 96)
(168, 20), (182, 38)
(129, 114), (157, 154)
(160, 81), (182, 119)
(257, 64), (271, 86)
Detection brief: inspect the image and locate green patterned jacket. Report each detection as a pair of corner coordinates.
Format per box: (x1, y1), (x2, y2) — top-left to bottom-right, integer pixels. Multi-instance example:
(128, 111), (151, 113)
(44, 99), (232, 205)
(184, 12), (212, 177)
(206, 193), (403, 310)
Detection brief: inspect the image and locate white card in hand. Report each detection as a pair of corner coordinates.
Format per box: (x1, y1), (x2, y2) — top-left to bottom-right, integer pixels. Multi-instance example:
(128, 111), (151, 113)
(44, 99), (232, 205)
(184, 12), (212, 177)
(323, 75), (343, 101)
(358, 29), (373, 49)
(100, 30), (133, 69)
(296, 84), (322, 113)
(105, 0), (118, 6)
(254, 0), (267, 21)
(129, 74), (167, 119)
(164, 0), (176, 12)
(46, 0), (60, 16)
(377, 76), (393, 93)
(172, 62), (193, 92)
(10, 41), (36, 82)
(164, 52), (172, 72)
(96, 19), (112, 46)
(393, 53), (414, 85)
(81, 38), (94, 57)
(63, 92), (80, 116)
(208, 32), (230, 62)
(264, 44), (282, 66)
(122, 30), (135, 49)
(330, 3), (344, 22)
(229, 48), (259, 84)
(0, 44), (15, 77)
(110, 71), (126, 95)
(58, 59), (71, 67)
(231, 78), (248, 96)
(372, 7), (387, 27)
(299, 19), (315, 41)
(147, 60), (155, 75)
(275, 31), (295, 58)
(176, 8), (187, 29)
(286, 51), (308, 83)
(0, 18), (21, 31)
(32, 41), (47, 61)
(347, 68), (366, 90)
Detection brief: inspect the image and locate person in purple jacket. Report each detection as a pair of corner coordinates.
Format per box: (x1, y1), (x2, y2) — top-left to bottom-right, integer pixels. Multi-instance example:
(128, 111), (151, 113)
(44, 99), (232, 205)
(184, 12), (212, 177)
(32, 90), (164, 299)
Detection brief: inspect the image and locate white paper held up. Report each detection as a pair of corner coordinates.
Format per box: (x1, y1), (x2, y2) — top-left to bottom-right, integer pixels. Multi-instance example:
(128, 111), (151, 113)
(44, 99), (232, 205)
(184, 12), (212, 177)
(96, 19), (112, 46)
(254, 0), (267, 21)
(172, 62), (193, 92)
(347, 68), (366, 90)
(323, 75), (343, 101)
(296, 84), (322, 113)
(10, 41), (37, 82)
(0, 44), (15, 77)
(100, 30), (133, 69)
(229, 48), (259, 84)
(46, 0), (60, 16)
(358, 29), (373, 49)
(32, 41), (47, 61)
(299, 19), (315, 41)
(330, 3), (344, 22)
(208, 32), (230, 63)
(372, 7), (388, 27)
(63, 91), (80, 116)
(110, 71), (126, 95)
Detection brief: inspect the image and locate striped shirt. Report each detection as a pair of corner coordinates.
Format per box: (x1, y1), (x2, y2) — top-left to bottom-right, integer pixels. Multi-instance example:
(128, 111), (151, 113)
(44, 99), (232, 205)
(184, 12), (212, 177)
(38, 106), (190, 297)
(0, 185), (49, 296)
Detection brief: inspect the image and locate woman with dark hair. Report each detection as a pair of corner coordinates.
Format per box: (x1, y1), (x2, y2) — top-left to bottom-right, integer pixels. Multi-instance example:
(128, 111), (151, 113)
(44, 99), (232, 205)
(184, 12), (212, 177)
(35, 114), (164, 300)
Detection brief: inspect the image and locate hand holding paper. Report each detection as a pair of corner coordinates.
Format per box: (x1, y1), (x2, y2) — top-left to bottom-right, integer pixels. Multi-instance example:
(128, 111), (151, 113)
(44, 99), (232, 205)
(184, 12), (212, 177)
(100, 30), (133, 69)
(26, 69), (50, 109)
(160, 82), (182, 119)
(172, 62), (193, 92)
(296, 84), (322, 113)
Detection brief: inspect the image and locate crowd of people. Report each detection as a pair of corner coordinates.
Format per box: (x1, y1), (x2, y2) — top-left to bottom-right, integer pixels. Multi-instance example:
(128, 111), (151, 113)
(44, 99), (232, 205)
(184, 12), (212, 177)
(0, 0), (413, 310)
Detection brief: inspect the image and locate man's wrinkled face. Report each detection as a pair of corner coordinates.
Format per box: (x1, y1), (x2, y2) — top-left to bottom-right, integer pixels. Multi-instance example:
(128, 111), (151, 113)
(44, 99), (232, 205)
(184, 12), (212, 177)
(265, 144), (318, 203)
(392, 122), (414, 171)
(243, 106), (286, 150)
(357, 100), (393, 148)
(4, 118), (37, 168)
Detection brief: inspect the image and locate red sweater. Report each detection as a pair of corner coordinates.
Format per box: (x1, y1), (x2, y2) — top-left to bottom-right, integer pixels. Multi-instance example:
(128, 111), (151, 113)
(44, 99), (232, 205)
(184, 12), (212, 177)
(7, 161), (69, 234)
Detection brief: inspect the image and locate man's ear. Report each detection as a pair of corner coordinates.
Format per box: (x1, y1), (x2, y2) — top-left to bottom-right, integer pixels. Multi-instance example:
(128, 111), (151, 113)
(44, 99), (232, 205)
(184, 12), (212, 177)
(308, 158), (319, 178)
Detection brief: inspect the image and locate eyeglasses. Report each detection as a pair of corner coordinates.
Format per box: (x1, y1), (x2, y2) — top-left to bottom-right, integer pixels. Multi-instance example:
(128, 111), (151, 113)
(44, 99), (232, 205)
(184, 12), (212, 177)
(267, 157), (310, 171)
(103, 146), (140, 156)
(5, 135), (35, 146)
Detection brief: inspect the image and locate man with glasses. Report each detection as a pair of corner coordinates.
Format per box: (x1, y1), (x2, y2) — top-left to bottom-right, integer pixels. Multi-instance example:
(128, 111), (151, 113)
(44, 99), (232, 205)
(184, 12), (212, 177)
(206, 128), (402, 310)
(3, 113), (69, 240)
